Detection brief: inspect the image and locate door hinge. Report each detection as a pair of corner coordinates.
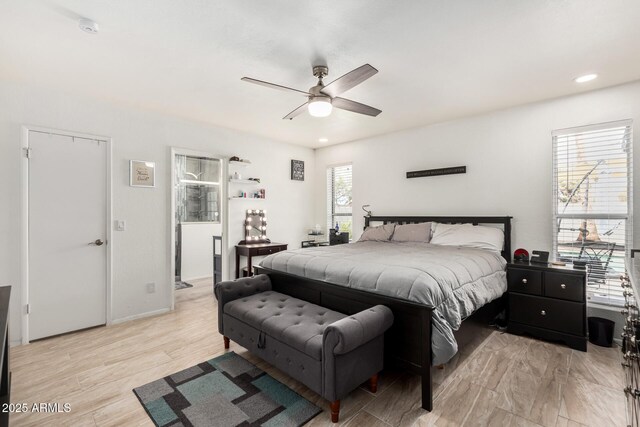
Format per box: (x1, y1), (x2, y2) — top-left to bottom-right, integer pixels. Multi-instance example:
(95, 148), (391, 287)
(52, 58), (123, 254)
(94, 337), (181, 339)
(24, 148), (32, 159)
(26, 303), (30, 314)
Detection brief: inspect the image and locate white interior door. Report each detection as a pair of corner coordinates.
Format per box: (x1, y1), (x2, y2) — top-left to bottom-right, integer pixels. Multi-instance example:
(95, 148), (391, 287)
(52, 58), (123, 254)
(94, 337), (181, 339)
(28, 131), (107, 341)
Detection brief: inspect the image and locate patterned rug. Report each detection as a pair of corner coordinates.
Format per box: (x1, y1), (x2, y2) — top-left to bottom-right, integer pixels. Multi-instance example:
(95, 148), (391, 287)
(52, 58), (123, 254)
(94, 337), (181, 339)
(133, 351), (322, 427)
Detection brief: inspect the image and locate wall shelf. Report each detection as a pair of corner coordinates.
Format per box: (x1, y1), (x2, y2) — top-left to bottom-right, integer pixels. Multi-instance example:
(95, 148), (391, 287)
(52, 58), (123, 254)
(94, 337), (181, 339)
(229, 160), (251, 168)
(229, 179), (259, 185)
(229, 196), (266, 200)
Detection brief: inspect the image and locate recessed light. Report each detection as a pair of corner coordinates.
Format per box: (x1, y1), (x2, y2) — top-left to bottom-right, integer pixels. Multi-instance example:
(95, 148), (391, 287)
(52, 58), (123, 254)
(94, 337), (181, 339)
(574, 73), (598, 83)
(318, 138), (329, 143)
(78, 18), (99, 35)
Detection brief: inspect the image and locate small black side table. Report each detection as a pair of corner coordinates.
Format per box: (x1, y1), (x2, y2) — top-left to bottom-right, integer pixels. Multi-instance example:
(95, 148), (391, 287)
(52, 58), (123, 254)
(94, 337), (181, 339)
(235, 242), (288, 278)
(507, 262), (587, 351)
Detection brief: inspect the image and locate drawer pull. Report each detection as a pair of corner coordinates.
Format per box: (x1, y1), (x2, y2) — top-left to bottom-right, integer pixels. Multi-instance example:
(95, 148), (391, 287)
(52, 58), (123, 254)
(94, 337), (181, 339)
(540, 310), (546, 316)
(560, 284), (566, 289)
(522, 278), (528, 284)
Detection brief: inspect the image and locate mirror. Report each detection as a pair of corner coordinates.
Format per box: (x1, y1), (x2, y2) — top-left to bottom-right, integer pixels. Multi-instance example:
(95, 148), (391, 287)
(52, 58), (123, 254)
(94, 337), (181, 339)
(244, 209), (267, 243)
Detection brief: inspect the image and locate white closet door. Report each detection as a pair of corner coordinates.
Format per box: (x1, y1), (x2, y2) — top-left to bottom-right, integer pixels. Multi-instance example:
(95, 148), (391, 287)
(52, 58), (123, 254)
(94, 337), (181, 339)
(28, 131), (107, 340)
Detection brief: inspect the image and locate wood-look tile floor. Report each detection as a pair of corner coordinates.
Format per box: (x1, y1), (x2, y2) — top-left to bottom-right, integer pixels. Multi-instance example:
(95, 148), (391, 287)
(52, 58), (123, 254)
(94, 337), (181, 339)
(10, 279), (625, 427)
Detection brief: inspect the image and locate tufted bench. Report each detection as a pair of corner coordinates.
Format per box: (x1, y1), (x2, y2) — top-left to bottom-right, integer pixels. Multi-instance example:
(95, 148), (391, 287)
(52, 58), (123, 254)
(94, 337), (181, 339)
(214, 274), (393, 423)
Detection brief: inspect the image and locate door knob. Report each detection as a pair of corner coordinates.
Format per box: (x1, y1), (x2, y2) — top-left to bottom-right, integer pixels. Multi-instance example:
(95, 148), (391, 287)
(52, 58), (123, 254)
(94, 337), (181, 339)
(89, 239), (105, 246)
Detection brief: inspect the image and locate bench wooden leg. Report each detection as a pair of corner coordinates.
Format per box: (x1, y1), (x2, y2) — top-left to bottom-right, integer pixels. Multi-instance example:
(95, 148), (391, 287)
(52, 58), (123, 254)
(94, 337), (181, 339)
(330, 400), (340, 423)
(223, 336), (230, 349)
(369, 373), (378, 393)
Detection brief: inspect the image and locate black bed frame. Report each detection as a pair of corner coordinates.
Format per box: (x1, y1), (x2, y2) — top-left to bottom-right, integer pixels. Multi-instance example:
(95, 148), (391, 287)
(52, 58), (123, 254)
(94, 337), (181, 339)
(254, 215), (512, 411)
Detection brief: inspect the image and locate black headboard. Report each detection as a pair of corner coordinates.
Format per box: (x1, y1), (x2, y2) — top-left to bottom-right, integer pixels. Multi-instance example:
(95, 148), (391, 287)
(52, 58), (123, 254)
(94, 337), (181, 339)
(364, 215), (513, 263)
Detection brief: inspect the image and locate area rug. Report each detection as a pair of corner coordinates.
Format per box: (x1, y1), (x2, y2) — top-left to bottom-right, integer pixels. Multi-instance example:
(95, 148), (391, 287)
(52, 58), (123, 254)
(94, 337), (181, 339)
(174, 281), (193, 290)
(133, 351), (322, 427)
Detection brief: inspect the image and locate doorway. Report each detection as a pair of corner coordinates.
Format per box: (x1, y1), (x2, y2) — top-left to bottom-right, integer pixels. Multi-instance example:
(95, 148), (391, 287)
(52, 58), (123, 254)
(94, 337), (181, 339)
(170, 149), (226, 308)
(22, 127), (111, 343)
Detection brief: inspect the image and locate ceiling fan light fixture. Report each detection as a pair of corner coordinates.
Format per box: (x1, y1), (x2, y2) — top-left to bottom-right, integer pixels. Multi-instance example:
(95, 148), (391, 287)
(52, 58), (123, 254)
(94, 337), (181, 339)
(308, 97), (332, 117)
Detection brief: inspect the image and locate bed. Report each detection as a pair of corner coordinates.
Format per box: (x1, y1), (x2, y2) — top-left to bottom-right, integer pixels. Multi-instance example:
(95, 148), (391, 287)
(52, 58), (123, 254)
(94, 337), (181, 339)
(254, 215), (512, 411)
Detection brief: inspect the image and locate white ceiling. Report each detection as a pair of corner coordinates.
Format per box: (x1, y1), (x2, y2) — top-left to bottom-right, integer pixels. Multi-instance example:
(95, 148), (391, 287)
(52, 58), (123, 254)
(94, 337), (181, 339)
(2, 1), (640, 148)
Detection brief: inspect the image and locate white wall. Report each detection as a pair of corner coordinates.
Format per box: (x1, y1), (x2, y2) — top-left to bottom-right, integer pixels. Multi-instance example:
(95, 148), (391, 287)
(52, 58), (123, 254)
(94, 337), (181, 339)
(314, 80), (640, 333)
(180, 223), (221, 281)
(314, 80), (640, 251)
(0, 80), (314, 344)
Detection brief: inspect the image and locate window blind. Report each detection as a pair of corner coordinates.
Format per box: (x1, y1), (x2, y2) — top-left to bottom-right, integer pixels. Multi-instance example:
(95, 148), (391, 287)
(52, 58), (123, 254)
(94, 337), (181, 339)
(326, 164), (353, 237)
(552, 120), (633, 306)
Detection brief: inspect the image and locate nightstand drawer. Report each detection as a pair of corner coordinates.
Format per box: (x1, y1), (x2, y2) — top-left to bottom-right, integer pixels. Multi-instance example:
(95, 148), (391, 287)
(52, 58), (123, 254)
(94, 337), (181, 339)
(544, 272), (584, 302)
(507, 268), (542, 296)
(509, 294), (583, 336)
(257, 247), (280, 256)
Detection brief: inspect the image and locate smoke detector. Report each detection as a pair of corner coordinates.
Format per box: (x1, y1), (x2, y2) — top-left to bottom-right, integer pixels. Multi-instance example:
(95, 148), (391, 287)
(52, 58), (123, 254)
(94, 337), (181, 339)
(78, 18), (99, 35)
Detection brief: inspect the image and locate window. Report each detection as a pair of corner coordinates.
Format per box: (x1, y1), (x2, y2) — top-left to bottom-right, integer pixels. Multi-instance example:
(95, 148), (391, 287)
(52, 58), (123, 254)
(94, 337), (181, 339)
(327, 164), (353, 237)
(552, 120), (633, 306)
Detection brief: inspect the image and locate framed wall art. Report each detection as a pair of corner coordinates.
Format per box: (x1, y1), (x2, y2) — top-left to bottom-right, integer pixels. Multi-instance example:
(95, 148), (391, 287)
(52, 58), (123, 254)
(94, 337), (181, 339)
(291, 159), (304, 181)
(130, 160), (156, 187)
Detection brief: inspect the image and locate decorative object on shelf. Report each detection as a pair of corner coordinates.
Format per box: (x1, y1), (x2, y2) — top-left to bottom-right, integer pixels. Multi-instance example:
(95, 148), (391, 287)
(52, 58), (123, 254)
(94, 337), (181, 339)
(309, 225), (323, 235)
(530, 250), (549, 264)
(513, 248), (530, 262)
(362, 205), (372, 217)
(243, 209), (268, 243)
(248, 177), (261, 183)
(291, 159), (305, 181)
(130, 160), (156, 187)
(229, 156), (251, 164)
(406, 166), (466, 179)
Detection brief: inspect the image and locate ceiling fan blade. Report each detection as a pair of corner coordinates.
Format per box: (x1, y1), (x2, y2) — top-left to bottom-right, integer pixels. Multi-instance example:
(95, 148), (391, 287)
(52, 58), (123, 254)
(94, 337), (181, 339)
(241, 77), (311, 96)
(283, 102), (309, 120)
(332, 97), (381, 117)
(320, 64), (378, 98)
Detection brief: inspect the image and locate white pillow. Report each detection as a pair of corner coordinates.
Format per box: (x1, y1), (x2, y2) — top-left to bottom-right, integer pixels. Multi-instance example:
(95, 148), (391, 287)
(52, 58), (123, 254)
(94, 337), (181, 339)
(430, 223), (504, 253)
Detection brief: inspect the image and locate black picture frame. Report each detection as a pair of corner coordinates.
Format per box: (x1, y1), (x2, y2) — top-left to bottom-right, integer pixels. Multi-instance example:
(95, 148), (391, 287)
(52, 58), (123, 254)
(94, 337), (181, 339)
(291, 159), (304, 181)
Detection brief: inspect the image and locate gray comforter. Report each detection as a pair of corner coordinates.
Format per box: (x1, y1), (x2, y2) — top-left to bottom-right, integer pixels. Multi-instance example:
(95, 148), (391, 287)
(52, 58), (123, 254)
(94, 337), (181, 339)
(259, 241), (507, 365)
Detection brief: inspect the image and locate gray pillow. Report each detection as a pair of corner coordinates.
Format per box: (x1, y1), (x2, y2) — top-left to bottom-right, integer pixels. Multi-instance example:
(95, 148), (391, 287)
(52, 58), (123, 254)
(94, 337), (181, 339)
(391, 222), (432, 242)
(358, 224), (395, 242)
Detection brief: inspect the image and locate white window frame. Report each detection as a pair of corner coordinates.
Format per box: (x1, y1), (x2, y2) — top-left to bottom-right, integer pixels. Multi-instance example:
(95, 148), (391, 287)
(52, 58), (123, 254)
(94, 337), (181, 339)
(552, 119), (633, 307)
(326, 163), (353, 237)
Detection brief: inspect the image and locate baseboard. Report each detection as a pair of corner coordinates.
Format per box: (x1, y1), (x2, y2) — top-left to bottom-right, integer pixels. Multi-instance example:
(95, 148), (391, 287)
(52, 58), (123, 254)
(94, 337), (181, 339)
(111, 307), (171, 324)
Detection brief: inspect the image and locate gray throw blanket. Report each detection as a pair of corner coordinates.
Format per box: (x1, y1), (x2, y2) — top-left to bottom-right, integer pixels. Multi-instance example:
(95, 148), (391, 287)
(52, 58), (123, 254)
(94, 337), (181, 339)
(259, 241), (506, 365)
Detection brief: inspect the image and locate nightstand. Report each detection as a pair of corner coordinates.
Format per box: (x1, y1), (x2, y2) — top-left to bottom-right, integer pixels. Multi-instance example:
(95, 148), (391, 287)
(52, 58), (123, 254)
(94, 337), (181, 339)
(507, 262), (587, 351)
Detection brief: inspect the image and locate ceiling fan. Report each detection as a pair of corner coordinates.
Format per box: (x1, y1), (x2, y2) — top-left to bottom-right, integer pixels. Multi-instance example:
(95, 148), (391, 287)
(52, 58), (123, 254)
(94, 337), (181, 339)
(241, 64), (382, 120)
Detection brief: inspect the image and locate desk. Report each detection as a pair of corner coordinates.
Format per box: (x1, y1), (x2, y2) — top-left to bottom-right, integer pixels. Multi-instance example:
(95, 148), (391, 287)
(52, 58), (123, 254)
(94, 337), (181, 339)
(235, 242), (288, 279)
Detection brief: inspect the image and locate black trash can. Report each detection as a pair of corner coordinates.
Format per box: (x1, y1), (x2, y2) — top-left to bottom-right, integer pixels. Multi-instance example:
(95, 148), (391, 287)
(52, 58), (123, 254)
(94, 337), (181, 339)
(588, 316), (615, 347)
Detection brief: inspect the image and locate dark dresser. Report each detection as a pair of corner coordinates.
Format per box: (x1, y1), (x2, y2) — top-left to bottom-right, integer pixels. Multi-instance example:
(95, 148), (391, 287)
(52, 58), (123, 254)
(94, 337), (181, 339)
(0, 286), (10, 427)
(507, 262), (587, 351)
